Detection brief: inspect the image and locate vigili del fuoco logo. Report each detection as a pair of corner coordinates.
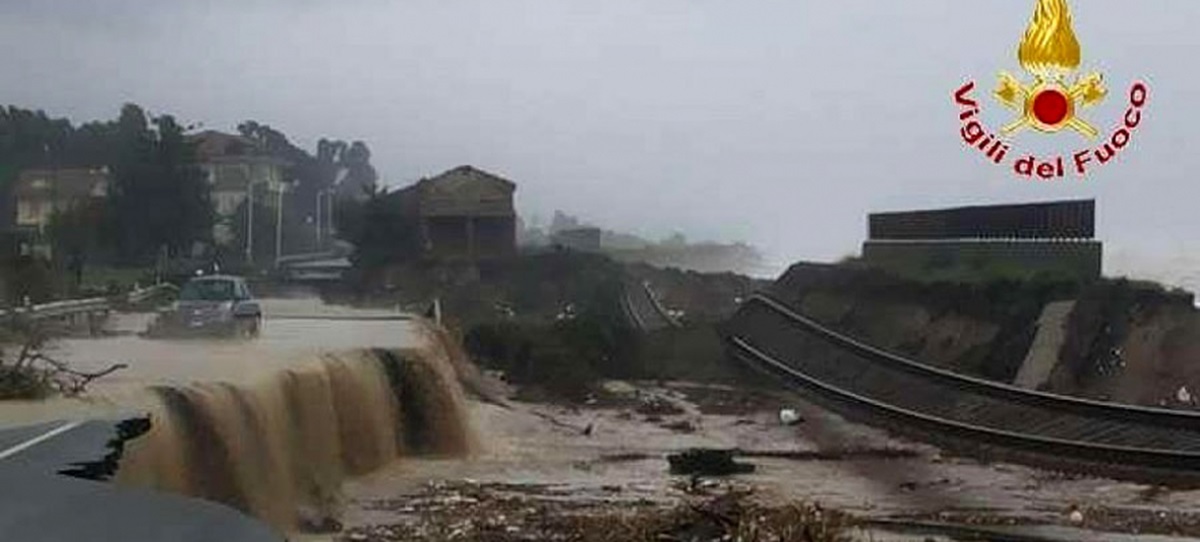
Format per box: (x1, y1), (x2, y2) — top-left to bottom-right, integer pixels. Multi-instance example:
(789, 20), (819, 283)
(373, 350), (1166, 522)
(954, 0), (1147, 180)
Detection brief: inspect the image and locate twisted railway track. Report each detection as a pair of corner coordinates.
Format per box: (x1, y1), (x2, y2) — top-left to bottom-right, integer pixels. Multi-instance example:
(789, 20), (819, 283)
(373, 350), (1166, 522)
(724, 293), (1200, 483)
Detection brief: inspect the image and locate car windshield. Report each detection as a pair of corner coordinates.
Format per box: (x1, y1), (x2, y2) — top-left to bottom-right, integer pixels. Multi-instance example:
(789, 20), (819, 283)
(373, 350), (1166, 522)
(178, 280), (236, 301)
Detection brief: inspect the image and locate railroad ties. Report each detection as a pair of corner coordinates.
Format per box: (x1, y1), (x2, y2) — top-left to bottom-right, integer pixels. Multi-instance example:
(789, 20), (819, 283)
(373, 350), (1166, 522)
(724, 293), (1200, 484)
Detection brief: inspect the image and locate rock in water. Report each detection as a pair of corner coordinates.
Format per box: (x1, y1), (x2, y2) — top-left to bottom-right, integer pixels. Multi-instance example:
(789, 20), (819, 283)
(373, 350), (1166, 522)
(668, 448), (755, 476)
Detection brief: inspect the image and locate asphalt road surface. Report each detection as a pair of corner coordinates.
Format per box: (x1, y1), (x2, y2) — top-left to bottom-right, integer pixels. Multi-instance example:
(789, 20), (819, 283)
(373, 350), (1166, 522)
(0, 419), (283, 542)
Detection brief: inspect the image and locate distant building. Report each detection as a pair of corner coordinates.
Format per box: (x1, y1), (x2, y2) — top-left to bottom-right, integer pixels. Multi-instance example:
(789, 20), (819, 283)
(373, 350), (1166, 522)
(861, 199), (1102, 281)
(388, 165), (517, 261)
(189, 130), (290, 249)
(551, 227), (602, 252)
(10, 167), (110, 256)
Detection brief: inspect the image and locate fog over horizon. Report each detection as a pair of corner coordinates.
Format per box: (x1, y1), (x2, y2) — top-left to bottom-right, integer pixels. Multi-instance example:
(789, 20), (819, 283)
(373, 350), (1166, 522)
(1, 1), (1197, 287)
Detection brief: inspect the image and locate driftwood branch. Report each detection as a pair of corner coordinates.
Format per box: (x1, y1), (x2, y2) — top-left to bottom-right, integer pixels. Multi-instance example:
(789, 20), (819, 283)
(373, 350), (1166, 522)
(1, 328), (127, 397)
(31, 353), (128, 395)
(12, 340), (33, 371)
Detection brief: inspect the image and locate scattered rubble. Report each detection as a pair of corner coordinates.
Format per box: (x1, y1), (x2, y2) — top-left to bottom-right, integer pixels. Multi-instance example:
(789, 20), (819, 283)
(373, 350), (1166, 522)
(896, 505), (1200, 538)
(1068, 505), (1085, 525)
(660, 419), (697, 433)
(669, 383), (784, 416)
(339, 376), (1200, 541)
(634, 395), (685, 417)
(741, 447), (920, 462)
(343, 483), (853, 542)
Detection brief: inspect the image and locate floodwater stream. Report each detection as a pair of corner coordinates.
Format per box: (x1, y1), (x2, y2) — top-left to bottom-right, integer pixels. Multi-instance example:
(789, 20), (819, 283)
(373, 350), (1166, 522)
(0, 297), (475, 531)
(5, 299), (1200, 540)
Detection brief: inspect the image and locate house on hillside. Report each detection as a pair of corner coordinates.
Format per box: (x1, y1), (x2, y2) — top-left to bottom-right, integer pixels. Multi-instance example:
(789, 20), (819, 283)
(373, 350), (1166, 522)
(10, 167), (110, 256)
(189, 130), (290, 253)
(551, 227), (602, 252)
(388, 165), (517, 261)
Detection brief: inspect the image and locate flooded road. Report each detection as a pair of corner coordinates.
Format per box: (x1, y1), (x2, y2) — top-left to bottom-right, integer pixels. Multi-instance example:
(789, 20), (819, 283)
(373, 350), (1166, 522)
(0, 298), (421, 430)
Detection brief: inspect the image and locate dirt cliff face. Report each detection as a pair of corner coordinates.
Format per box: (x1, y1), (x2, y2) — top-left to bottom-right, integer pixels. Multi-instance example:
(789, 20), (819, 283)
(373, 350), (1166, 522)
(1048, 288), (1200, 407)
(1114, 311), (1200, 406)
(765, 263), (1200, 408)
(769, 264), (1062, 382)
(799, 290), (1001, 373)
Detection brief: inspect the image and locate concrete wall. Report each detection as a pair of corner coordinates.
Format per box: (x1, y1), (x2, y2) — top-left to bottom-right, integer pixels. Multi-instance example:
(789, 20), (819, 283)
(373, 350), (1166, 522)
(861, 240), (1102, 281)
(869, 200), (1095, 240)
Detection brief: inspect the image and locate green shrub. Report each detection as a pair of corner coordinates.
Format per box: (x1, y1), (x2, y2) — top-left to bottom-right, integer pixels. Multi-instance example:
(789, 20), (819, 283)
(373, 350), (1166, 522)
(0, 365), (52, 400)
(462, 289), (642, 401)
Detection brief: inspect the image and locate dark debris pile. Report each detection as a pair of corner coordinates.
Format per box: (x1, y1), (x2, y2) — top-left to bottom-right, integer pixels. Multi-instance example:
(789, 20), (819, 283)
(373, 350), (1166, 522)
(339, 482), (854, 542)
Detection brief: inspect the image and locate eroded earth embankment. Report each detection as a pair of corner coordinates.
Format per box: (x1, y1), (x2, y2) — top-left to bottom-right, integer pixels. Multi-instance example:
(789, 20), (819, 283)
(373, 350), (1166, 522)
(770, 263), (1200, 407)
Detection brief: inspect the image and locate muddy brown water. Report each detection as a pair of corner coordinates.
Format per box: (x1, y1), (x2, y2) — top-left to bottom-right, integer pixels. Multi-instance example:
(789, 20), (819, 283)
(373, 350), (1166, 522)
(0, 299), (476, 532)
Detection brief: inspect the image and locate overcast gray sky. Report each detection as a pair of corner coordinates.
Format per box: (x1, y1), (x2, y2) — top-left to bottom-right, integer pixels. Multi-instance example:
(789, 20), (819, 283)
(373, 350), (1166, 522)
(0, 1), (1195, 283)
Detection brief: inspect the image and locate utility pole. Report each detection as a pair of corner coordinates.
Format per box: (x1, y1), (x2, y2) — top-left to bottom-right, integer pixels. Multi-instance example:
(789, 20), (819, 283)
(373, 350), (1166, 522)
(314, 190), (322, 250)
(274, 182), (284, 268)
(246, 179), (254, 265)
(326, 188), (335, 242)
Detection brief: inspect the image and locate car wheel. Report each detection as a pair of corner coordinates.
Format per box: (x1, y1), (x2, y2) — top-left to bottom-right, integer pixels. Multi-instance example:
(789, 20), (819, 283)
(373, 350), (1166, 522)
(235, 316), (261, 338)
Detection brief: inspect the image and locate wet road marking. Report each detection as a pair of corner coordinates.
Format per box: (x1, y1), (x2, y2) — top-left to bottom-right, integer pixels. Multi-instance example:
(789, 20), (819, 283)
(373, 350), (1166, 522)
(0, 421), (85, 462)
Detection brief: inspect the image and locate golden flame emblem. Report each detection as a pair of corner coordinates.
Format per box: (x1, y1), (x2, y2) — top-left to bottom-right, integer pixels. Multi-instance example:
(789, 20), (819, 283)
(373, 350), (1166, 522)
(995, 0), (1106, 139)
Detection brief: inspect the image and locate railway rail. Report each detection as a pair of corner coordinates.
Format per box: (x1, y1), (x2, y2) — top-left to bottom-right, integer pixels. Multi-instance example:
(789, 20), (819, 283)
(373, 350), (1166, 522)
(724, 293), (1200, 482)
(621, 280), (680, 332)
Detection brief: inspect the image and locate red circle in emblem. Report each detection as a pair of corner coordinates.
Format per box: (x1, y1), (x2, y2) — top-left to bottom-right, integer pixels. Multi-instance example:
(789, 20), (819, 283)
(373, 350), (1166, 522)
(1032, 89), (1070, 126)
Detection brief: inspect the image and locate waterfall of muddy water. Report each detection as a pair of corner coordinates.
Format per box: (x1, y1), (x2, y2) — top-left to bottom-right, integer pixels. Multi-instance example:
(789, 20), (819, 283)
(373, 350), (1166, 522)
(0, 301), (476, 530)
(116, 344), (474, 530)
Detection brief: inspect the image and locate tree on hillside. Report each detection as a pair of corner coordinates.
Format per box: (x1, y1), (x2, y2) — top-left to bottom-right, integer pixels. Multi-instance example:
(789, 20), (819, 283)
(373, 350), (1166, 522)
(236, 120), (382, 252)
(107, 104), (211, 262)
(337, 189), (420, 269)
(338, 141), (377, 199)
(47, 200), (109, 293)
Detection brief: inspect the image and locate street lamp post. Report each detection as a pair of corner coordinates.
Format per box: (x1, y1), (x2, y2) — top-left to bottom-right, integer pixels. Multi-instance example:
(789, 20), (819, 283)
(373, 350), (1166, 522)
(314, 188), (336, 251)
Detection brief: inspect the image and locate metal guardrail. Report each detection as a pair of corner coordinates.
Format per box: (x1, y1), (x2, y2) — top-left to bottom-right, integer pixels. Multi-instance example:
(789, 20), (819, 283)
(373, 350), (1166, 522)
(125, 283), (177, 305)
(0, 298), (109, 321)
(724, 293), (1200, 478)
(0, 283), (176, 323)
